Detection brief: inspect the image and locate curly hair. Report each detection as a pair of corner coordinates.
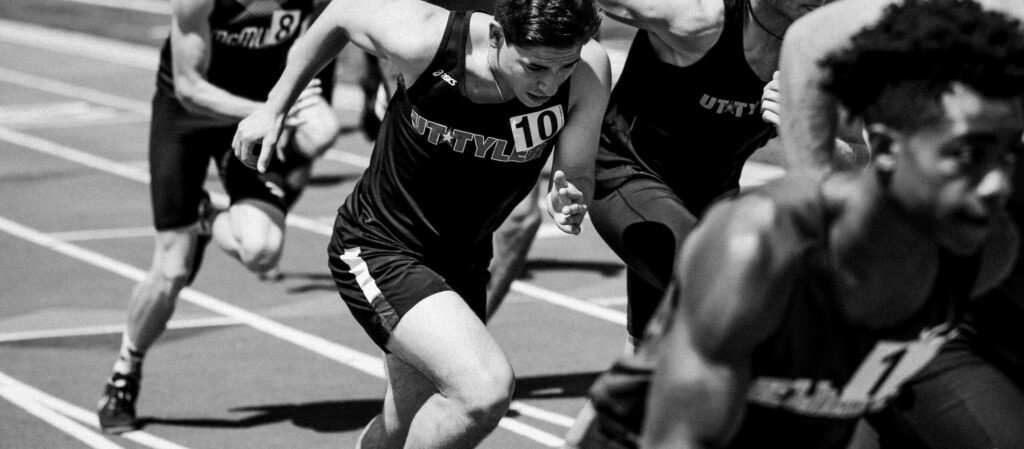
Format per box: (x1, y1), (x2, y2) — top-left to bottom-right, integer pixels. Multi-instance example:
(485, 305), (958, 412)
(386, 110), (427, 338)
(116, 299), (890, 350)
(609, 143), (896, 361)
(820, 0), (1024, 131)
(494, 0), (601, 49)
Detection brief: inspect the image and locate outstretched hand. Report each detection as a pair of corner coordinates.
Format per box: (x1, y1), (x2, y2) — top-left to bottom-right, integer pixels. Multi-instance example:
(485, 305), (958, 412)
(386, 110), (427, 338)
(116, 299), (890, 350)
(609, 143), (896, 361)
(548, 170), (587, 235)
(232, 79), (323, 172)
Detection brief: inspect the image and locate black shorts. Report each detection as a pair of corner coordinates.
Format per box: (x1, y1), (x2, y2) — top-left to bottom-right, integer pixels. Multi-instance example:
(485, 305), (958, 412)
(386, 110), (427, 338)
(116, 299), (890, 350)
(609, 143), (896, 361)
(326, 212), (489, 351)
(148, 89), (305, 231)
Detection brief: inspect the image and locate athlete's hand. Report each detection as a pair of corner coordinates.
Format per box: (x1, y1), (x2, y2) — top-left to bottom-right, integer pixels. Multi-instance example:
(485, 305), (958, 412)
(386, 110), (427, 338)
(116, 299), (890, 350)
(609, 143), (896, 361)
(547, 170), (587, 235)
(233, 107), (286, 173)
(760, 70), (781, 127)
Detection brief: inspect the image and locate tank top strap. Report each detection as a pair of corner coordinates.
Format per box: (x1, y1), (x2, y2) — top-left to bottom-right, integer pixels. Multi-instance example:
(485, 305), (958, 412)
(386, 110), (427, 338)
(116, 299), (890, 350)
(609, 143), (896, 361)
(407, 10), (472, 95)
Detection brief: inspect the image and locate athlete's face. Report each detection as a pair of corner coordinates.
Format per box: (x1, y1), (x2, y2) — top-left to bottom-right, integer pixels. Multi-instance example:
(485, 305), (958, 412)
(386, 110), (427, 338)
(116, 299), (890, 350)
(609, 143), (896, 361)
(884, 83), (1023, 255)
(496, 42), (582, 107)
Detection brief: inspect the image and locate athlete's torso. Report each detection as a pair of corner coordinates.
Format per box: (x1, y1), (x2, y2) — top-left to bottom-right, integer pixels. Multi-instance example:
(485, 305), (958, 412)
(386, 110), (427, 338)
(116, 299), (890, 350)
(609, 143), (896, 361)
(726, 175), (978, 449)
(340, 11), (570, 261)
(596, 0), (774, 210)
(157, 0), (315, 100)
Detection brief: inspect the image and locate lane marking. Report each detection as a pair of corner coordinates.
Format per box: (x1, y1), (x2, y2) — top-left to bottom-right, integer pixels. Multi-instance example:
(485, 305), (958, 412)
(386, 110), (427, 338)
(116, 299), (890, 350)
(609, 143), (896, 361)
(0, 67), (150, 115)
(0, 214), (570, 446)
(0, 381), (127, 449)
(0, 371), (192, 449)
(48, 226), (154, 242)
(66, 0), (171, 14)
(0, 126), (629, 326)
(0, 316), (241, 343)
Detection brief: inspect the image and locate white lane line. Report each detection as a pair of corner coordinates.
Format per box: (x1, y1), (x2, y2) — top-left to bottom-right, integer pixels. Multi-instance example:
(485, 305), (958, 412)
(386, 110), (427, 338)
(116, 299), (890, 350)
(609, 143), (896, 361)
(66, 0), (170, 14)
(323, 148), (371, 168)
(0, 19), (158, 70)
(0, 215), (569, 446)
(0, 382), (126, 449)
(48, 226), (154, 242)
(0, 126), (628, 327)
(0, 20), (363, 110)
(0, 316), (242, 343)
(0, 67), (151, 115)
(0, 371), (192, 449)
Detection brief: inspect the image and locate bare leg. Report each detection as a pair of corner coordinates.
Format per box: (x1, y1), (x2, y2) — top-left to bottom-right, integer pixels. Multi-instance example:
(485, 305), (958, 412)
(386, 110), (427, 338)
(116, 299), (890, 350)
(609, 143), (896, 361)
(356, 291), (515, 448)
(486, 183), (542, 320)
(210, 199), (286, 274)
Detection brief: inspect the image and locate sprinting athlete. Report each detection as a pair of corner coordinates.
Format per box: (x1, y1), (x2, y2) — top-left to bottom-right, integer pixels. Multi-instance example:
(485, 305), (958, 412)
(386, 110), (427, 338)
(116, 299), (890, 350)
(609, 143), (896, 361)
(639, 2), (1024, 448)
(232, 0), (610, 446)
(95, 0), (341, 433)
(779, 0), (1024, 447)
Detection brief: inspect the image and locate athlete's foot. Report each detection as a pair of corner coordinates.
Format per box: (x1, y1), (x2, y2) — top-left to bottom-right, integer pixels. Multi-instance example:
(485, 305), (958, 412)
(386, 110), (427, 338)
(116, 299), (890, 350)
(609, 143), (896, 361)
(97, 372), (140, 434)
(185, 190), (220, 286)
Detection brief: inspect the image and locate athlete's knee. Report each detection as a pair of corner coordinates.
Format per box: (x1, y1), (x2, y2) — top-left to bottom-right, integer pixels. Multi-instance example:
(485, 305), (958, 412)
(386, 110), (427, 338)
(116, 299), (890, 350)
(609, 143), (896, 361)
(293, 104), (341, 157)
(235, 231), (283, 273)
(452, 358), (515, 429)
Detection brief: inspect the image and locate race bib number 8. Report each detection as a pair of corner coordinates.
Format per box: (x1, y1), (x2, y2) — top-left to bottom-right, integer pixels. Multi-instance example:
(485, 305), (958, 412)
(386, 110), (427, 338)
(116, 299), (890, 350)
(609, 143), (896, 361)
(839, 327), (955, 403)
(266, 10), (302, 46)
(509, 105), (565, 153)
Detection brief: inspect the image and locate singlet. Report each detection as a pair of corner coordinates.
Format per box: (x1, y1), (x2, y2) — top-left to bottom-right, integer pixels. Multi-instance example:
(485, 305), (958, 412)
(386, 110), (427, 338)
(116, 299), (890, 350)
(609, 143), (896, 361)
(587, 174), (981, 449)
(156, 0), (316, 101)
(339, 11), (571, 262)
(596, 0), (774, 211)
(728, 175), (979, 449)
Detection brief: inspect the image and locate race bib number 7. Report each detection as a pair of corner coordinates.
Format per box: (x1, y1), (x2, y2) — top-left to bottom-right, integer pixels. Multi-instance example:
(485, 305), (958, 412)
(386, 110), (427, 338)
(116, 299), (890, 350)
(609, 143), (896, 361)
(509, 105), (565, 153)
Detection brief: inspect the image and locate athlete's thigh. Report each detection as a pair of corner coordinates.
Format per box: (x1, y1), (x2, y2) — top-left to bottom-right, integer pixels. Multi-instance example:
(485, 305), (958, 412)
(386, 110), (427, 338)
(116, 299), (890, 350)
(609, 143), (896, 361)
(874, 337), (1024, 449)
(148, 91), (215, 231)
(590, 177), (697, 286)
(386, 290), (512, 400)
(291, 96), (340, 158)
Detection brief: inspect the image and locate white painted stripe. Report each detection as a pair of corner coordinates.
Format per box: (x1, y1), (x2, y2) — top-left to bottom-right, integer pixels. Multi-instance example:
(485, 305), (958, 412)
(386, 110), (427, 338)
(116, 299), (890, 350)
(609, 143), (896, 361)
(496, 417), (562, 447)
(510, 402), (576, 428)
(48, 226), (154, 242)
(0, 19), (159, 70)
(0, 126), (624, 328)
(589, 296), (628, 307)
(0, 371), (192, 449)
(0, 20), (362, 110)
(0, 316), (242, 343)
(0, 215), (570, 445)
(66, 0), (171, 14)
(511, 281), (627, 326)
(0, 381), (127, 449)
(323, 148), (371, 168)
(0, 67), (151, 115)
(339, 248), (383, 303)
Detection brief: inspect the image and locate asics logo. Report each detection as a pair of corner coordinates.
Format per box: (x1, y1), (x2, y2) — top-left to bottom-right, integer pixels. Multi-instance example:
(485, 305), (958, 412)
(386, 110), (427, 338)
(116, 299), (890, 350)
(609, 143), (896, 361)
(433, 70), (458, 86)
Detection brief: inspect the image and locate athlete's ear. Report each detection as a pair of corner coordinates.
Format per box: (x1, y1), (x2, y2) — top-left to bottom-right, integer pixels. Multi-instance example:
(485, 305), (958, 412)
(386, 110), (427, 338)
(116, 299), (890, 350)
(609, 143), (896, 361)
(864, 123), (897, 175)
(489, 22), (505, 48)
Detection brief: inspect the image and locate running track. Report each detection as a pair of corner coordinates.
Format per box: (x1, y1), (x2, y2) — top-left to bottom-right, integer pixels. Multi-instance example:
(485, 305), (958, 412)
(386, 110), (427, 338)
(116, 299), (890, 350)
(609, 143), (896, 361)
(0, 3), (784, 447)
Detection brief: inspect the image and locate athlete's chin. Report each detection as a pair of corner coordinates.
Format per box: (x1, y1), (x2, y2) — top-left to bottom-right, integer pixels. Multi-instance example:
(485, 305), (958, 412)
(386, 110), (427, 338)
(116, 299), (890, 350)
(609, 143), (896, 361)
(521, 92), (550, 106)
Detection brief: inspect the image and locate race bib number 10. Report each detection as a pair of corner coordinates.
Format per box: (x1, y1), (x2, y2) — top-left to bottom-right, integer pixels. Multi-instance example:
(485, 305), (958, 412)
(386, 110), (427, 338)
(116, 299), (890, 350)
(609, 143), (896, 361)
(509, 105), (565, 153)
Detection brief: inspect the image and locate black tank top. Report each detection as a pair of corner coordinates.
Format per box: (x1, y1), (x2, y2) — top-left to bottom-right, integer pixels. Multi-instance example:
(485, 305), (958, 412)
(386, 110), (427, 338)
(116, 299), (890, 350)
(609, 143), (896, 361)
(156, 0), (315, 100)
(729, 175), (979, 449)
(339, 11), (570, 261)
(596, 0), (774, 211)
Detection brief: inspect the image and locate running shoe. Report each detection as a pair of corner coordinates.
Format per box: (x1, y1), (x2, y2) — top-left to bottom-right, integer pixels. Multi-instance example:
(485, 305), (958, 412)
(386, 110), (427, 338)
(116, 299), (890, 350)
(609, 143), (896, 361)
(97, 372), (140, 434)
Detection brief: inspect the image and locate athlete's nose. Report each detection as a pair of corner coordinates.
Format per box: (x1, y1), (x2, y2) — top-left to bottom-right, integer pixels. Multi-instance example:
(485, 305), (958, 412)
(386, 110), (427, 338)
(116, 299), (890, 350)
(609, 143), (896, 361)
(977, 164), (1013, 209)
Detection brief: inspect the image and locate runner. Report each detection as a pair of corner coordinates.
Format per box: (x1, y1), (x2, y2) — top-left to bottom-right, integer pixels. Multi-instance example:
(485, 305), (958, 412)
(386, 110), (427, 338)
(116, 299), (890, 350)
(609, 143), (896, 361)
(96, 0), (340, 433)
(233, 0), (610, 445)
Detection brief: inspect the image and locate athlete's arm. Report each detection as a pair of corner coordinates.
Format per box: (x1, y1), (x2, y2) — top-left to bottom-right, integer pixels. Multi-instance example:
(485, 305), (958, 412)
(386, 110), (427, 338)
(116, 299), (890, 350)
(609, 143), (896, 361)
(641, 195), (791, 448)
(168, 0), (263, 123)
(597, 0), (723, 63)
(233, 0), (447, 171)
(547, 39), (611, 235)
(780, 0), (1024, 174)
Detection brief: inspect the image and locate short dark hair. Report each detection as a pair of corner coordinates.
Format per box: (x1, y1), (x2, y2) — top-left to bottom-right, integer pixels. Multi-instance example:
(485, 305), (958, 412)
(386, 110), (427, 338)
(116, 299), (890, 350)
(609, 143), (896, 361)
(820, 0), (1024, 131)
(493, 0), (601, 48)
